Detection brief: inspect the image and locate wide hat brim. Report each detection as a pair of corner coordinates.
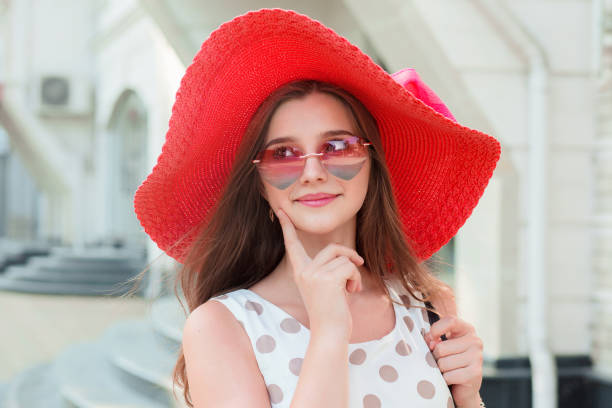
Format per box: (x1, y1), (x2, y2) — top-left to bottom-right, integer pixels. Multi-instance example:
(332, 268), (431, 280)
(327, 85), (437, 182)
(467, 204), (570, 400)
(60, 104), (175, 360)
(134, 8), (502, 264)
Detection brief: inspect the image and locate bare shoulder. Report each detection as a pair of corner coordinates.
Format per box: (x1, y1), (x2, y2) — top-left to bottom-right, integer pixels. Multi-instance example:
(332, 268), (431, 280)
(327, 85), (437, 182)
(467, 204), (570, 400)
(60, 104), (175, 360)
(182, 299), (270, 407)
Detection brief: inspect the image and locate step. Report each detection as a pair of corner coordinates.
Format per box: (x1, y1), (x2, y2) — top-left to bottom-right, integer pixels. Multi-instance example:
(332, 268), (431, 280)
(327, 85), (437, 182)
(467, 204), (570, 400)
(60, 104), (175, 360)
(0, 240), (50, 261)
(0, 276), (145, 297)
(46, 256), (145, 268)
(50, 247), (146, 264)
(27, 256), (145, 273)
(0, 250), (50, 272)
(4, 265), (142, 284)
(54, 340), (172, 407)
(102, 319), (181, 393)
(2, 361), (63, 408)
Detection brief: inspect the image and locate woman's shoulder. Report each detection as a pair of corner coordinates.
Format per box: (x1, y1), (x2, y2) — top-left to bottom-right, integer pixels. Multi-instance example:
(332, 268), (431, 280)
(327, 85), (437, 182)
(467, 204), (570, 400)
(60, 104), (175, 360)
(182, 299), (270, 406)
(183, 294), (255, 372)
(184, 289), (253, 344)
(185, 295), (245, 338)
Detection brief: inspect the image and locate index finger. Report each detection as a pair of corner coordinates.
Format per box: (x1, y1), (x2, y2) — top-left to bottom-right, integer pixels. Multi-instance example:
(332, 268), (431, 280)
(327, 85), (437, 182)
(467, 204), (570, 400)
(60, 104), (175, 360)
(275, 208), (308, 267)
(428, 316), (474, 341)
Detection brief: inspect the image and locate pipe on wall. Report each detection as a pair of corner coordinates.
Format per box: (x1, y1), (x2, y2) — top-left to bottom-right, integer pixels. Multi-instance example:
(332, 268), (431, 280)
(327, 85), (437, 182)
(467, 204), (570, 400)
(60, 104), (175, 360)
(469, 1), (557, 407)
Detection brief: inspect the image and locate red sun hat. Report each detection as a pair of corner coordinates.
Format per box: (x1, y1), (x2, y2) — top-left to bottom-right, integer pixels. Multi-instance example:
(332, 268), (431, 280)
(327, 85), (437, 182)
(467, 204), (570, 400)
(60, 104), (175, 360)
(133, 8), (501, 264)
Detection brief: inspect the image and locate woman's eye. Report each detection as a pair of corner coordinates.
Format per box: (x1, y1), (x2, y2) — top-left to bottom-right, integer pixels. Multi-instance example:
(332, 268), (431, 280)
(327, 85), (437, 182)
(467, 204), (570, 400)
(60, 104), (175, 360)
(323, 139), (350, 153)
(272, 146), (297, 159)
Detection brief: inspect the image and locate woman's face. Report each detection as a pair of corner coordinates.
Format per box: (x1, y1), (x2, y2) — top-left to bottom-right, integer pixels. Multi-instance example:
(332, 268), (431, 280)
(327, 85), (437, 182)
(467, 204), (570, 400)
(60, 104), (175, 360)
(260, 91), (370, 235)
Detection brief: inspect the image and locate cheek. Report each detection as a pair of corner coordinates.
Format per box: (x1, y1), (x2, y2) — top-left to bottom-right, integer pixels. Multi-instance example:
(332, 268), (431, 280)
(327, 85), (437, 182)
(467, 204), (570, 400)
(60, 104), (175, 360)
(352, 161), (371, 200)
(262, 184), (288, 209)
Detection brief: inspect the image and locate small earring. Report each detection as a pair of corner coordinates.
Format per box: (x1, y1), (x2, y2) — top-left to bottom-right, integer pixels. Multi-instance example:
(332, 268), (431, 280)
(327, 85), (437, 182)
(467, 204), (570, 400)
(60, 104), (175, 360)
(269, 208), (275, 222)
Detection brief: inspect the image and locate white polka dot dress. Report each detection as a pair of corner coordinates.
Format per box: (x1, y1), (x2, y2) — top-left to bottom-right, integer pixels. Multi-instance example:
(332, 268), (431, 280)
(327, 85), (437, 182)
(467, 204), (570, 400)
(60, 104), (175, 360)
(210, 279), (455, 407)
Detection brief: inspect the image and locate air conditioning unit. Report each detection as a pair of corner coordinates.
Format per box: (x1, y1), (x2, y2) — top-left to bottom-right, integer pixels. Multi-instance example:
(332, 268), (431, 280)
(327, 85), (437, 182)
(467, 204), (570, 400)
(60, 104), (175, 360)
(31, 74), (93, 117)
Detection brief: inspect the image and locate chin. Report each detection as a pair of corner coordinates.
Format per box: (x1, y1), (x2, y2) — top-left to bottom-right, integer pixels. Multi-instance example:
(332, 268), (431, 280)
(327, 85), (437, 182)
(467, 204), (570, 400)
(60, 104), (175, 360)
(289, 209), (354, 235)
(294, 220), (341, 235)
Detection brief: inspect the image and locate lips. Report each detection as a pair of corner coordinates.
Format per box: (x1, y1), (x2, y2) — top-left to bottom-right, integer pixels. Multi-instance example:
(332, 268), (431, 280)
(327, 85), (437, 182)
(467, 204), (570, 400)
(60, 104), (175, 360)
(295, 193), (339, 201)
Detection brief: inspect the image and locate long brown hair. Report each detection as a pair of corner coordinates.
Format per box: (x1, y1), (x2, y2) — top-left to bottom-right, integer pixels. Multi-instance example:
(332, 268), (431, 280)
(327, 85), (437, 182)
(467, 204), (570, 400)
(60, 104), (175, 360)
(125, 79), (450, 407)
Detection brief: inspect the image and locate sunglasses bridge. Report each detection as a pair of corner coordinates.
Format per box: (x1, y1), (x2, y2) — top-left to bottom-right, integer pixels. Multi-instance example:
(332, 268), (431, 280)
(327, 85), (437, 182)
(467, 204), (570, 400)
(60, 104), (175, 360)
(298, 152), (324, 160)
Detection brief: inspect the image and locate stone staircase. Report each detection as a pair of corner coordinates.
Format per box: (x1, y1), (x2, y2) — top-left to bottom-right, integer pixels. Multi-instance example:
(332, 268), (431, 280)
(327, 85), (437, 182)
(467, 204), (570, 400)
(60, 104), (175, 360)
(1, 295), (189, 408)
(0, 246), (148, 296)
(0, 239), (50, 271)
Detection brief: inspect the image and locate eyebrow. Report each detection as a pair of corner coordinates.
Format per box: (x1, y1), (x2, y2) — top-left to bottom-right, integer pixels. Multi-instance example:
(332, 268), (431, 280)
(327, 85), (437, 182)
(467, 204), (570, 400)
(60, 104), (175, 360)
(263, 129), (356, 149)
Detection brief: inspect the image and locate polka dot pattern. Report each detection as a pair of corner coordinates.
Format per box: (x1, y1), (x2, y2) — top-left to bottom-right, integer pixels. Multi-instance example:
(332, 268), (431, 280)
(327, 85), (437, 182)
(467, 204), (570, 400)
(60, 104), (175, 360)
(417, 380), (436, 399)
(403, 315), (415, 332)
(379, 365), (399, 382)
(256, 334), (276, 353)
(245, 300), (263, 315)
(289, 357), (303, 376)
(267, 383), (283, 404)
(395, 340), (411, 356)
(209, 282), (454, 407)
(363, 394), (381, 408)
(280, 317), (301, 333)
(349, 348), (367, 365)
(425, 351), (438, 368)
(422, 307), (429, 324)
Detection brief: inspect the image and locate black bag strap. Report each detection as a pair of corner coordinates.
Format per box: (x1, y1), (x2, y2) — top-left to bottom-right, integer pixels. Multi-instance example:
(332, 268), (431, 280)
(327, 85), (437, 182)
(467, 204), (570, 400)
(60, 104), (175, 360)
(424, 300), (439, 326)
(423, 299), (447, 341)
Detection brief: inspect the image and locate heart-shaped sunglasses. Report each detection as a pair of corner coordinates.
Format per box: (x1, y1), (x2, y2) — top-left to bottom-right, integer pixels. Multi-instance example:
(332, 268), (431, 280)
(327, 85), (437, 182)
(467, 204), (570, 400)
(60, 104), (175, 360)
(252, 135), (372, 190)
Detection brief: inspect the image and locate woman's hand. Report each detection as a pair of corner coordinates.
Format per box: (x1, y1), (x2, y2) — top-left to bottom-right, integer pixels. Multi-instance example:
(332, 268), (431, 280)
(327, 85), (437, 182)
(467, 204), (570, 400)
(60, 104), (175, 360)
(424, 317), (484, 408)
(275, 207), (364, 340)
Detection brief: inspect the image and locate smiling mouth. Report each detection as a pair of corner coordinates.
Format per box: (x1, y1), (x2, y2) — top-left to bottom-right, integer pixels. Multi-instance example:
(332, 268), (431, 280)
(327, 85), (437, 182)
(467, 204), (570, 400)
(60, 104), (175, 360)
(295, 194), (340, 207)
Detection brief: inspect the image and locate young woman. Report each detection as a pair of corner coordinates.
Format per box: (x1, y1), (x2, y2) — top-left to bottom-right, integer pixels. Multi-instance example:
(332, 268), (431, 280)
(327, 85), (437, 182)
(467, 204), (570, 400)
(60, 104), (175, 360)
(133, 8), (500, 408)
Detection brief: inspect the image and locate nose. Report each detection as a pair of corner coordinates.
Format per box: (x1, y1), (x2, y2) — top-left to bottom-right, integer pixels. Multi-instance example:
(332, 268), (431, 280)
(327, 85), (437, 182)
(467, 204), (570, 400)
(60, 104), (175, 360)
(299, 155), (328, 184)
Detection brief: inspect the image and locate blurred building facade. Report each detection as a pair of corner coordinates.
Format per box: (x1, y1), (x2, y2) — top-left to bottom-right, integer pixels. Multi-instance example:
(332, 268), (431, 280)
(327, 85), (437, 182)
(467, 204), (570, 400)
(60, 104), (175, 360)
(0, 0), (610, 405)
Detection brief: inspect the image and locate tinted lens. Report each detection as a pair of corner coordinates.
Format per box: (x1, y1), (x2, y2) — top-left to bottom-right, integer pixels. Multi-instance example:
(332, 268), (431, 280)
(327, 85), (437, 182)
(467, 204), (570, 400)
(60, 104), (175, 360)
(257, 156), (304, 190)
(323, 137), (369, 180)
